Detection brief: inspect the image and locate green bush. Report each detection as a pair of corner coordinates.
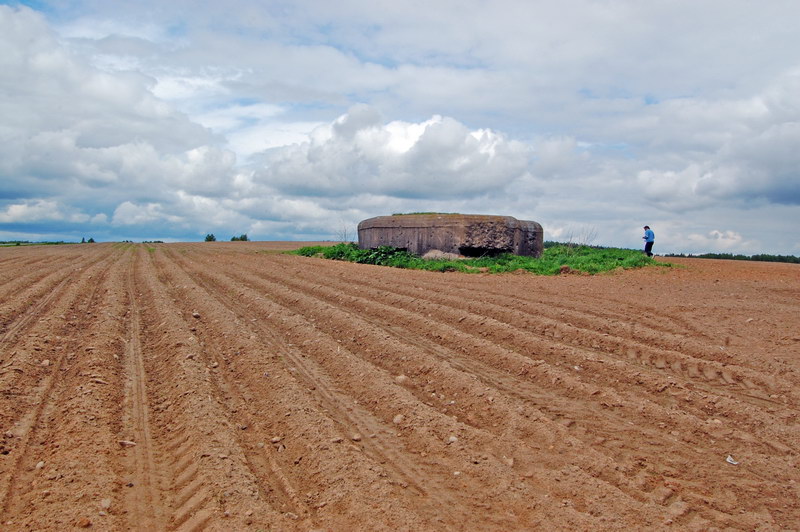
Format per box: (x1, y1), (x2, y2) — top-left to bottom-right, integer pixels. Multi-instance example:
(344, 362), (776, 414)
(291, 242), (663, 275)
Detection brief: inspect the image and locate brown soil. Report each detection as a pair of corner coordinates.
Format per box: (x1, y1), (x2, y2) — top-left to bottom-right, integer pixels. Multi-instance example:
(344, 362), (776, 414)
(0, 242), (798, 531)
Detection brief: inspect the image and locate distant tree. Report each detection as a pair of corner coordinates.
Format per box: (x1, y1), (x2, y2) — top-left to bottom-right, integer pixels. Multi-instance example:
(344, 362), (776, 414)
(81, 237), (86, 243)
(336, 219), (355, 242)
(231, 234), (249, 241)
(205, 233), (216, 242)
(87, 237), (95, 243)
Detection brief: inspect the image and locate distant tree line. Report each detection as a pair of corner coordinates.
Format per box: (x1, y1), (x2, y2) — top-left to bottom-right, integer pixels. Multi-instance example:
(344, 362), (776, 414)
(1, 241), (69, 246)
(664, 252), (799, 264)
(204, 233), (249, 242)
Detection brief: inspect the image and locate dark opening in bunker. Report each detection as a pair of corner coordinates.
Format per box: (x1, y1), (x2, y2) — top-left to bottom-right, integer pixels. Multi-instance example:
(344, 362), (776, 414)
(458, 246), (512, 257)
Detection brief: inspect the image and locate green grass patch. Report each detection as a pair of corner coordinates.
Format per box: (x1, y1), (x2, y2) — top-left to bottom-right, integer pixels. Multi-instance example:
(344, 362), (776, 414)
(291, 242), (665, 275)
(391, 212), (459, 216)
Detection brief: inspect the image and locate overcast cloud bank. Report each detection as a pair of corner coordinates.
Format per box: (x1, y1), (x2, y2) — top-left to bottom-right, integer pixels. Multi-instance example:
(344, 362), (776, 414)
(1, 1), (798, 254)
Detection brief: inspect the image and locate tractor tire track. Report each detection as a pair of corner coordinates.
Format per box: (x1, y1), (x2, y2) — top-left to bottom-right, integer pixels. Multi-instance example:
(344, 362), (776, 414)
(318, 257), (796, 404)
(169, 249), (686, 528)
(120, 249), (168, 530)
(121, 247), (292, 531)
(148, 249), (312, 524)
(161, 247), (486, 530)
(186, 251), (780, 527)
(273, 256), (798, 436)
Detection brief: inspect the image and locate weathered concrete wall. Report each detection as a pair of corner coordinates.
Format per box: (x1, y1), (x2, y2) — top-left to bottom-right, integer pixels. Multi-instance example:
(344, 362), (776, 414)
(357, 214), (543, 257)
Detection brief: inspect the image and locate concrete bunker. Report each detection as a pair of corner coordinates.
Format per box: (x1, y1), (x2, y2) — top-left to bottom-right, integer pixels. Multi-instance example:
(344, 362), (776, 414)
(357, 214), (543, 258)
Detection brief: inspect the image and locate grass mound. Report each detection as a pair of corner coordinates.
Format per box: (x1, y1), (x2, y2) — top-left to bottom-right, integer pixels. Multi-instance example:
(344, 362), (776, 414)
(292, 243), (663, 275)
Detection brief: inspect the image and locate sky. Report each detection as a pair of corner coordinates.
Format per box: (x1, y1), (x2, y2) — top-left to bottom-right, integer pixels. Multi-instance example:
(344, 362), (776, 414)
(1, 0), (799, 254)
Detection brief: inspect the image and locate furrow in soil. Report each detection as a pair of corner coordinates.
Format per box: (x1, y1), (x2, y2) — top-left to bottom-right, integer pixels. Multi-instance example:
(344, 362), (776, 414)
(162, 247), (672, 528)
(185, 249), (789, 527)
(0, 245), (126, 529)
(158, 247), (479, 530)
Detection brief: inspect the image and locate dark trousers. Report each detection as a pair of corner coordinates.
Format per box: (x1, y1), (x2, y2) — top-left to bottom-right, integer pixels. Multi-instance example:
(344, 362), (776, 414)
(644, 241), (654, 257)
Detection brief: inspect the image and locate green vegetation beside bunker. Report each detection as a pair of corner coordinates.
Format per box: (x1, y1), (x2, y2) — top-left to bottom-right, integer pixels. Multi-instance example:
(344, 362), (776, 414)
(292, 242), (665, 275)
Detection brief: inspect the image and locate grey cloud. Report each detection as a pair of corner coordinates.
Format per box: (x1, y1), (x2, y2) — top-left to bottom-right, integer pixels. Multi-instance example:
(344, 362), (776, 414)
(332, 104), (382, 139)
(636, 71), (800, 210)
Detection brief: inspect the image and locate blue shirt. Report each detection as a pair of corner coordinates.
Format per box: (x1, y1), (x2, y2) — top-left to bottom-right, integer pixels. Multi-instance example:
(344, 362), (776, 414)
(644, 229), (655, 242)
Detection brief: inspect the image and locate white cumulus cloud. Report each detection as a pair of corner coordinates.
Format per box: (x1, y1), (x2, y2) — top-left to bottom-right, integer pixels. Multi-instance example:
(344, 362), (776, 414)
(254, 105), (532, 200)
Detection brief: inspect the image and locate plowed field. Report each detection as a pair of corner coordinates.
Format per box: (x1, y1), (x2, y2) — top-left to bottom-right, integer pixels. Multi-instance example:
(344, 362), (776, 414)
(0, 242), (798, 531)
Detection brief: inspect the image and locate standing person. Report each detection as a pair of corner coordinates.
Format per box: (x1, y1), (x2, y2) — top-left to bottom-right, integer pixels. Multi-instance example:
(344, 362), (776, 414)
(642, 225), (655, 257)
